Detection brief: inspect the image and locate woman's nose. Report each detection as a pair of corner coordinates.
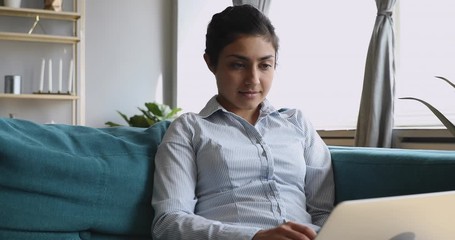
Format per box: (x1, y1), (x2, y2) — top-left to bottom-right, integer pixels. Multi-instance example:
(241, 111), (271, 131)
(245, 67), (260, 85)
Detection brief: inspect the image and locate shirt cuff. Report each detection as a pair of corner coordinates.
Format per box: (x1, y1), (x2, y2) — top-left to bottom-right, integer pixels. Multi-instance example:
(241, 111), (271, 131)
(219, 225), (262, 240)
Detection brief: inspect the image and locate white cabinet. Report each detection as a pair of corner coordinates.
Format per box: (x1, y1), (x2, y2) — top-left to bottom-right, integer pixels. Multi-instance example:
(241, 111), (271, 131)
(0, 0), (85, 125)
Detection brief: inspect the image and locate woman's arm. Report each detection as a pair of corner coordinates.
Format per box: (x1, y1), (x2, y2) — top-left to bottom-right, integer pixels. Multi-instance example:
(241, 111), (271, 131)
(300, 114), (335, 227)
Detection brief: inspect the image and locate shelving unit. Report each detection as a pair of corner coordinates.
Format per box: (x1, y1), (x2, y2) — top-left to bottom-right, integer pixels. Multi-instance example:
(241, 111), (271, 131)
(0, 1), (85, 125)
(0, 93), (79, 100)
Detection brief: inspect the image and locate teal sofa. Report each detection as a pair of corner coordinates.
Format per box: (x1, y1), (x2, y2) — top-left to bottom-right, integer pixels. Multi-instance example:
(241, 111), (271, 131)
(1, 118), (455, 239)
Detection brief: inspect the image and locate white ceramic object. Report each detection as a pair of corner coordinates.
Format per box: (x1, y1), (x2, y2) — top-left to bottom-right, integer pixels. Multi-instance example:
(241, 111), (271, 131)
(4, 0), (22, 8)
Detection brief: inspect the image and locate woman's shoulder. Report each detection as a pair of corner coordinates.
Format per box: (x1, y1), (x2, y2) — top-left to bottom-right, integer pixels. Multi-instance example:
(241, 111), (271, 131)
(160, 113), (198, 142)
(173, 112), (202, 124)
(275, 107), (315, 131)
(166, 112), (206, 132)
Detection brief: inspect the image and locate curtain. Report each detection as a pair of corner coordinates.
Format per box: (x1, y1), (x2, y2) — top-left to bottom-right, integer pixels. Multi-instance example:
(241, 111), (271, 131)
(232, 0), (271, 15)
(355, 0), (397, 148)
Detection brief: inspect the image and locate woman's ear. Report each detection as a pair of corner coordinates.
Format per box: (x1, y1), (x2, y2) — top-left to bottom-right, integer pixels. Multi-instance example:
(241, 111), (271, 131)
(203, 53), (215, 73)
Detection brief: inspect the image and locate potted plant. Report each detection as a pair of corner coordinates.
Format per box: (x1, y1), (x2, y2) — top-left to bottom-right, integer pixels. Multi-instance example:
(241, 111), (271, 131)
(399, 76), (455, 137)
(105, 102), (181, 128)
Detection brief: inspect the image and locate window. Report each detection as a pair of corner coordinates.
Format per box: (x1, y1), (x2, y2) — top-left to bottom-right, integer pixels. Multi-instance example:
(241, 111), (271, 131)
(176, 1), (455, 131)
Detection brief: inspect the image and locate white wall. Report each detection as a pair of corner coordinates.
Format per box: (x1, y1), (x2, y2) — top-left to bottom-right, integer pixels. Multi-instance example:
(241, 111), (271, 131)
(85, 0), (173, 127)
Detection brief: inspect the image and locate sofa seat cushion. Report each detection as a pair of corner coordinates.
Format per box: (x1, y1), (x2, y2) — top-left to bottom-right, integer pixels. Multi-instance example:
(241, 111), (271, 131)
(330, 146), (455, 204)
(0, 118), (169, 239)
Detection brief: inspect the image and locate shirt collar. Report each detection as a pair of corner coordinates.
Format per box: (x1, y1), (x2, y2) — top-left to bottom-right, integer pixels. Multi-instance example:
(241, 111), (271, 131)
(198, 95), (278, 119)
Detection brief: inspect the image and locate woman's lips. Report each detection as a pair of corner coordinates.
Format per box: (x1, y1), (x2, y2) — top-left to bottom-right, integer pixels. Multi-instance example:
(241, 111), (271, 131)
(239, 90), (260, 98)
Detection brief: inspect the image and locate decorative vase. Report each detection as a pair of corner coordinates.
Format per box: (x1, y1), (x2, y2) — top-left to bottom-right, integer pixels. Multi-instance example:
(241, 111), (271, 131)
(44, 0), (62, 12)
(4, 0), (22, 8)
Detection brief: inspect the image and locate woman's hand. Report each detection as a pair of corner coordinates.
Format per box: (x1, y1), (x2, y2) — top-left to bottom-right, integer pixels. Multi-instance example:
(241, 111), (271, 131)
(252, 221), (317, 240)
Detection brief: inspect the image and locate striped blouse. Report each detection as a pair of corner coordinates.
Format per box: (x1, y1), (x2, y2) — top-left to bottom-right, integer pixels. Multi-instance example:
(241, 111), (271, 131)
(152, 96), (334, 240)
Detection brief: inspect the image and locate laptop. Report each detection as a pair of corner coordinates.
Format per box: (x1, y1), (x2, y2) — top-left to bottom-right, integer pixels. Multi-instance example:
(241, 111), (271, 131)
(316, 190), (455, 240)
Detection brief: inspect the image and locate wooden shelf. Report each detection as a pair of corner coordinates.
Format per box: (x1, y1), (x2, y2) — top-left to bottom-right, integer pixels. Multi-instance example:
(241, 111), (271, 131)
(0, 6), (80, 20)
(0, 32), (79, 44)
(0, 1), (84, 125)
(0, 93), (78, 100)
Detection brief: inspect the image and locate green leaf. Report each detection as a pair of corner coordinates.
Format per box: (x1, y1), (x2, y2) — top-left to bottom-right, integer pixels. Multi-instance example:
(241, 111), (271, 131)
(145, 102), (163, 117)
(399, 97), (455, 137)
(435, 76), (455, 89)
(104, 121), (122, 127)
(117, 111), (130, 125)
(139, 107), (159, 124)
(128, 115), (152, 128)
(165, 107), (182, 119)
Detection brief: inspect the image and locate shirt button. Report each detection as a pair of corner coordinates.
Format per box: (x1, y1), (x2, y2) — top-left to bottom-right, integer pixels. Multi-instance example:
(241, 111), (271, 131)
(262, 151), (266, 156)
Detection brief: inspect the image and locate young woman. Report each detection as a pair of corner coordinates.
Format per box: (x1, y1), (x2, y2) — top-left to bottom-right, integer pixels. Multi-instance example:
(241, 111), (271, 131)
(152, 5), (334, 240)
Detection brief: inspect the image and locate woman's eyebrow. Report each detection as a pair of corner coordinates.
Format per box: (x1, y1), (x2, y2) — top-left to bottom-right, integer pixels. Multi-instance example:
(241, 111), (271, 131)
(259, 55), (275, 61)
(226, 54), (275, 61)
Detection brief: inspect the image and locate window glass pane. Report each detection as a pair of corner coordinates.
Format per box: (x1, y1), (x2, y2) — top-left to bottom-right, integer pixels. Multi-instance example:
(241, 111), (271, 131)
(395, 0), (455, 128)
(176, 0), (232, 114)
(267, 1), (375, 129)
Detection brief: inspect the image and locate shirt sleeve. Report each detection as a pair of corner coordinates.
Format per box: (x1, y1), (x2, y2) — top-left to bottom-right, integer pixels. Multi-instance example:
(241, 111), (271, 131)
(297, 111), (335, 227)
(151, 115), (261, 240)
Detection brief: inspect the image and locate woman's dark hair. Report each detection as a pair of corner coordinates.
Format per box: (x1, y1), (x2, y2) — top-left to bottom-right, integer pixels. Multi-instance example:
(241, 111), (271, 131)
(205, 4), (279, 68)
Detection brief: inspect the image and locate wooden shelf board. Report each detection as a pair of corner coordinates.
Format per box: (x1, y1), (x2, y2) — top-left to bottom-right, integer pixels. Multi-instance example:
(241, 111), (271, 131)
(0, 6), (80, 20)
(0, 32), (79, 44)
(0, 93), (78, 100)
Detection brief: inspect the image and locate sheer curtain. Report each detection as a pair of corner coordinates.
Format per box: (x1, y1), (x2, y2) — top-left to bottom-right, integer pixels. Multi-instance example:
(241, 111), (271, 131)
(232, 0), (271, 15)
(355, 0), (397, 147)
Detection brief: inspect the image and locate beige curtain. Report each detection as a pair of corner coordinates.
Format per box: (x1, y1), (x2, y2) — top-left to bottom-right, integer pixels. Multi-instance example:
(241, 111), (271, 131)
(355, 0), (397, 148)
(232, 0), (271, 15)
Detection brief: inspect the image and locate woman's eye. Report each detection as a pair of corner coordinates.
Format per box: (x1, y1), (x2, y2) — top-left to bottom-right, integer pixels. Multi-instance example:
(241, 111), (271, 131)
(231, 63), (245, 69)
(260, 64), (272, 70)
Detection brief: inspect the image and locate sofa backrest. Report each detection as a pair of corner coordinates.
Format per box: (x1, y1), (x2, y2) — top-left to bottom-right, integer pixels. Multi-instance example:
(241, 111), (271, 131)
(330, 146), (455, 205)
(2, 118), (455, 239)
(0, 118), (169, 239)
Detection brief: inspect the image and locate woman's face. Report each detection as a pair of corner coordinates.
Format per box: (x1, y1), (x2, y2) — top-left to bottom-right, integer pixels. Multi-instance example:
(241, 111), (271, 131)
(207, 35), (276, 118)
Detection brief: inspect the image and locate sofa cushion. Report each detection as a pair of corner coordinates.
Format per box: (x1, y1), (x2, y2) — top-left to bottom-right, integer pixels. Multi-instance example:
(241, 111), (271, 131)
(0, 118), (169, 239)
(330, 146), (455, 204)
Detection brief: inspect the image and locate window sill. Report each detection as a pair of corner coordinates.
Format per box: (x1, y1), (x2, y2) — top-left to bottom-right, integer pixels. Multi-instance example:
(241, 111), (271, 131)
(318, 128), (455, 151)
